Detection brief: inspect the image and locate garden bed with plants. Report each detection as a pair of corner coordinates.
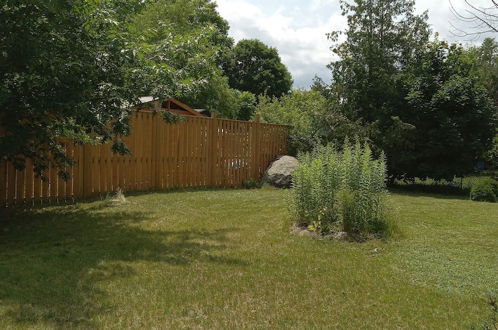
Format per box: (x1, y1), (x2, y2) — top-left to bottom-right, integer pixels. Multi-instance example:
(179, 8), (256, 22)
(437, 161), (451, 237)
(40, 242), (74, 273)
(290, 141), (396, 241)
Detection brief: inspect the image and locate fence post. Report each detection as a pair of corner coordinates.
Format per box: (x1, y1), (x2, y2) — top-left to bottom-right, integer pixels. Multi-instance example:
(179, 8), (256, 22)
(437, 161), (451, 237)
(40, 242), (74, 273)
(208, 114), (218, 186)
(82, 144), (92, 197)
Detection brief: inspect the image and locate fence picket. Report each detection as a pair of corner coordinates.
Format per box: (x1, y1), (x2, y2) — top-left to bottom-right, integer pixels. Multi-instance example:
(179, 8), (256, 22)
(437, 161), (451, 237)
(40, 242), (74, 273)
(0, 160), (6, 207)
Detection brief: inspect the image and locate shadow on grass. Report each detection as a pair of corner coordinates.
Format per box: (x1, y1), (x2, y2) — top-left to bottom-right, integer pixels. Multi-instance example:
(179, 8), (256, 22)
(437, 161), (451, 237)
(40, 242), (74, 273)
(13, 186), (259, 211)
(0, 205), (243, 328)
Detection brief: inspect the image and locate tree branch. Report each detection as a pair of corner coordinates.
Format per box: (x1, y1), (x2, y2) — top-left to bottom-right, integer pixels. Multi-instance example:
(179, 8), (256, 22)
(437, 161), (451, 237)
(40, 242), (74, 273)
(449, 0), (498, 37)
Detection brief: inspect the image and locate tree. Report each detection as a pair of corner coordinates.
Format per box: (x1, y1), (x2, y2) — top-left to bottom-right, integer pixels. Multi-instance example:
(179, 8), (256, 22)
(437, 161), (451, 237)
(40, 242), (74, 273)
(327, 0), (497, 180)
(0, 0), (155, 177)
(235, 91), (257, 121)
(328, 0), (430, 122)
(466, 38), (498, 104)
(224, 39), (293, 98)
(450, 0), (498, 37)
(256, 91), (326, 154)
(484, 132), (498, 169)
(256, 90), (362, 155)
(128, 0), (244, 118)
(129, 0), (232, 60)
(310, 76), (333, 99)
(393, 41), (497, 180)
(182, 75), (241, 119)
(465, 38), (498, 169)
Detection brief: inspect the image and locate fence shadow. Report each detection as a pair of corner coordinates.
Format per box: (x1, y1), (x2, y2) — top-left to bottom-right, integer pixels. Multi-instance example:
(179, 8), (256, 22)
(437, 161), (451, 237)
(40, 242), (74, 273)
(0, 206), (243, 328)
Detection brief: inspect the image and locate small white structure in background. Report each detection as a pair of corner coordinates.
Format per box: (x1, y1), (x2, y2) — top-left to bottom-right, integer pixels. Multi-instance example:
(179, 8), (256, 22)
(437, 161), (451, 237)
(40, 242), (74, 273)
(263, 156), (299, 188)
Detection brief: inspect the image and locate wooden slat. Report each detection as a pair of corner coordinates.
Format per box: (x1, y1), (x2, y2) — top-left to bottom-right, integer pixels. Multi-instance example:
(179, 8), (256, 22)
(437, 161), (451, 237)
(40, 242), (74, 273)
(148, 113), (154, 190)
(129, 113), (137, 191)
(188, 117), (194, 187)
(66, 145), (74, 201)
(180, 120), (187, 188)
(0, 160), (6, 207)
(25, 159), (34, 205)
(155, 115), (161, 190)
(6, 163), (17, 206)
(15, 166), (25, 205)
(58, 149), (66, 202)
(139, 112), (145, 190)
(49, 161), (58, 203)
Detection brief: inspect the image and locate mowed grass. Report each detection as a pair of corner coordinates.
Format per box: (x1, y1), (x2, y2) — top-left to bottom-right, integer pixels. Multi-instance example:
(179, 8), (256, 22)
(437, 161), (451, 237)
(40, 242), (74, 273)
(0, 188), (497, 329)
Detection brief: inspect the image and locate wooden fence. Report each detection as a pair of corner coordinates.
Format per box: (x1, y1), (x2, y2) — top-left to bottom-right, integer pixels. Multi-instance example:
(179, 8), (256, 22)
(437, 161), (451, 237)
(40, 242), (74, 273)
(0, 112), (288, 207)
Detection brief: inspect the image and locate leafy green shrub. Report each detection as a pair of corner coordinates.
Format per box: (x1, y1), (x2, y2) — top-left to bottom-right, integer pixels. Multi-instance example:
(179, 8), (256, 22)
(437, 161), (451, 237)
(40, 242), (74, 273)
(256, 90), (366, 156)
(470, 179), (497, 203)
(486, 178), (498, 197)
(242, 178), (262, 189)
(291, 140), (396, 239)
(162, 111), (184, 124)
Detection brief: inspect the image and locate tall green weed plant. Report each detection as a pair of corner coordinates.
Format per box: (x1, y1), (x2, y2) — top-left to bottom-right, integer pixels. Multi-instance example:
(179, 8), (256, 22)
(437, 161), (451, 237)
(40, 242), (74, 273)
(291, 140), (396, 240)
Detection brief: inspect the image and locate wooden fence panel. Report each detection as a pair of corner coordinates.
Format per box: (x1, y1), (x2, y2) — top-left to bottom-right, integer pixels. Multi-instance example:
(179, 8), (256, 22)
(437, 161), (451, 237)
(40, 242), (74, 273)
(0, 115), (288, 207)
(0, 160), (6, 207)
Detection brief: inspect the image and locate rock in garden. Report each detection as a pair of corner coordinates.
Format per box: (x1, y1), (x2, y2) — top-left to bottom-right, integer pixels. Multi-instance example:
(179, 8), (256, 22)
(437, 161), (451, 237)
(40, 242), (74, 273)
(263, 155), (299, 188)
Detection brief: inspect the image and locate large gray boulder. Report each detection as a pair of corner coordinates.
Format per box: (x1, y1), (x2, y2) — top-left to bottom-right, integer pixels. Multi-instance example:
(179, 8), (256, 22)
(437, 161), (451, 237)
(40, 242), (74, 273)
(263, 156), (299, 188)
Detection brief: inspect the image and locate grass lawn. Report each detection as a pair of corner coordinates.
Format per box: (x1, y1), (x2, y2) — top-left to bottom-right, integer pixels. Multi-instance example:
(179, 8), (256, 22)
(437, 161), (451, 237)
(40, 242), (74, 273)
(0, 188), (497, 329)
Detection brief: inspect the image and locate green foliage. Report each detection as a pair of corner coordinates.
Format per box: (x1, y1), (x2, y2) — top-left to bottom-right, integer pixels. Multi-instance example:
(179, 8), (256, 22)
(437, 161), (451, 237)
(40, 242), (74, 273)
(470, 179), (498, 203)
(129, 0), (232, 52)
(181, 75), (241, 119)
(236, 91), (257, 121)
(0, 0), (153, 177)
(484, 133), (498, 169)
(327, 0), (498, 181)
(224, 39), (293, 98)
(257, 91), (327, 154)
(328, 0), (430, 122)
(291, 141), (395, 239)
(162, 112), (184, 124)
(242, 178), (262, 189)
(127, 0), (241, 119)
(466, 38), (498, 105)
(128, 1), (262, 121)
(488, 179), (498, 197)
(326, 0), (431, 178)
(396, 41), (498, 180)
(257, 90), (367, 155)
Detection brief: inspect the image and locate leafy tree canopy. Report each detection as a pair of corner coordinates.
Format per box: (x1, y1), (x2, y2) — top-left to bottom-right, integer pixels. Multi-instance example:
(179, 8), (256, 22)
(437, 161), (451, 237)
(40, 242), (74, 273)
(465, 37), (498, 105)
(391, 41), (497, 180)
(327, 0), (497, 180)
(129, 0), (232, 55)
(328, 0), (430, 122)
(127, 0), (244, 118)
(224, 39), (293, 98)
(256, 90), (364, 155)
(235, 91), (257, 121)
(0, 0), (158, 177)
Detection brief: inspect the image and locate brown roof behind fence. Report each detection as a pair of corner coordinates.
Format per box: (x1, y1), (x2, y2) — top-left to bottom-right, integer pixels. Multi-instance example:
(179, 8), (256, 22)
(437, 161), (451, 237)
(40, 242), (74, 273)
(135, 97), (206, 117)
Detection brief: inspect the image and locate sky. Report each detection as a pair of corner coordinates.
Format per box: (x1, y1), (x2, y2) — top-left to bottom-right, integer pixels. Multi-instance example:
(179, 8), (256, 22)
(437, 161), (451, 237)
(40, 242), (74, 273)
(216, 0), (494, 89)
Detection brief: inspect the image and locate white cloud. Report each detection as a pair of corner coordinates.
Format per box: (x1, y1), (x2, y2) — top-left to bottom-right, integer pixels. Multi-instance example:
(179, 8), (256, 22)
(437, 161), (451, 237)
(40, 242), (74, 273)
(216, 0), (493, 89)
(217, 0), (344, 88)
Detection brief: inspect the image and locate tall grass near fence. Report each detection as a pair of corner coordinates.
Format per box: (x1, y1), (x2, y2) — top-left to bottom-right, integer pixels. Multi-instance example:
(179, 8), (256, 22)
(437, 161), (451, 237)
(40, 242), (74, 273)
(291, 141), (396, 239)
